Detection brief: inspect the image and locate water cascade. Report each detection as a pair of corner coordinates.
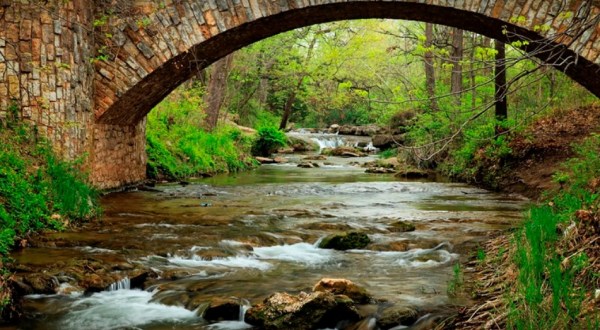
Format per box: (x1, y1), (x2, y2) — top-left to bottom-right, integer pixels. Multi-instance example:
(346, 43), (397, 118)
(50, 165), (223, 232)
(107, 277), (131, 291)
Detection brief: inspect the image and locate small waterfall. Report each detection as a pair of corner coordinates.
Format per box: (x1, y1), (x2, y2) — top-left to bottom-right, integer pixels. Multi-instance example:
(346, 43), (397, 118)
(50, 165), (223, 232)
(238, 298), (251, 322)
(310, 135), (346, 150)
(107, 277), (131, 291)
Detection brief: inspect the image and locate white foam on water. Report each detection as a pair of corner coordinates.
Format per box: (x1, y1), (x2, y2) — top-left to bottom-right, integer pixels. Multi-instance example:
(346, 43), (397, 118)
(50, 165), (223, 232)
(59, 289), (197, 330)
(206, 321), (253, 329)
(167, 255), (272, 270)
(253, 243), (334, 265)
(350, 242), (458, 268)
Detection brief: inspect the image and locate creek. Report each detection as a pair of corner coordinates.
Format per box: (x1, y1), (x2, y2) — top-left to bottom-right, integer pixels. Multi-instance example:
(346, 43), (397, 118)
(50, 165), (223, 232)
(7, 140), (527, 330)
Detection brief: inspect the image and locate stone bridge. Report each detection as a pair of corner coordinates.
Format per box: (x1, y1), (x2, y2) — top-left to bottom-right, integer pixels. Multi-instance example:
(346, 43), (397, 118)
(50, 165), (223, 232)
(0, 0), (599, 188)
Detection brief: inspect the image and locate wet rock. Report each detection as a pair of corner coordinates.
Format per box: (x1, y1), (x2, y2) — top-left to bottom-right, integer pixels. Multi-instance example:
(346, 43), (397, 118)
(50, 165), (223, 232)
(323, 146), (366, 157)
(245, 291), (361, 329)
(161, 269), (194, 281)
(376, 306), (418, 329)
(287, 136), (319, 152)
(256, 156), (276, 164)
(301, 223), (353, 231)
(365, 167), (396, 174)
(130, 269), (158, 289)
(303, 155), (327, 161)
(372, 134), (405, 150)
(203, 297), (243, 321)
(151, 291), (189, 308)
(388, 221), (416, 232)
(23, 274), (58, 294)
(318, 232), (370, 251)
(329, 124), (340, 133)
(111, 262), (134, 271)
(298, 162), (320, 168)
(273, 156), (288, 164)
(368, 241), (409, 252)
(338, 125), (357, 135)
(341, 152), (361, 158)
(313, 278), (372, 304)
(395, 168), (429, 179)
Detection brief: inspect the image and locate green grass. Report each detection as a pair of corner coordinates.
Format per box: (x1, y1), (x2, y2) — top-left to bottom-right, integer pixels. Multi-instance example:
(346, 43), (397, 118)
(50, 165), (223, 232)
(146, 88), (258, 180)
(504, 134), (600, 329)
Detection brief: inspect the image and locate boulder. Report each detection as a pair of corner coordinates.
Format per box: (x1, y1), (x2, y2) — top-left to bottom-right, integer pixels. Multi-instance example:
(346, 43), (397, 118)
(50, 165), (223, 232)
(273, 156), (288, 164)
(372, 135), (405, 150)
(338, 125), (357, 135)
(376, 306), (419, 329)
(203, 297), (243, 322)
(23, 274), (59, 294)
(245, 291), (361, 329)
(325, 146), (365, 157)
(318, 232), (370, 251)
(313, 278), (372, 304)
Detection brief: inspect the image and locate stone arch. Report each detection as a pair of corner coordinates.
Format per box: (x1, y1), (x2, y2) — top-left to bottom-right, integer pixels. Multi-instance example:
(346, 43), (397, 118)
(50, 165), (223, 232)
(93, 1), (600, 126)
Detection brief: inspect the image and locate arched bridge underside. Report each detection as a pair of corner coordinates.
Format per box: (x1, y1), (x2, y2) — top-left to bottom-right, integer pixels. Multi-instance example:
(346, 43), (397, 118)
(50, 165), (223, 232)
(95, 0), (600, 126)
(1, 0), (599, 188)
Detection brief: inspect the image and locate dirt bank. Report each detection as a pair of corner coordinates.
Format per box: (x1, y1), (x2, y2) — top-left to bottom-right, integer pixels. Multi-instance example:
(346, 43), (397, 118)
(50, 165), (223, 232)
(473, 104), (600, 200)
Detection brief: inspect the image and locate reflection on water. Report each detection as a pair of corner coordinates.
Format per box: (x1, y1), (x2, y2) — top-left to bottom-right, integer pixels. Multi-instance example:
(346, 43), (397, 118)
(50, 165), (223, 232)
(12, 157), (527, 330)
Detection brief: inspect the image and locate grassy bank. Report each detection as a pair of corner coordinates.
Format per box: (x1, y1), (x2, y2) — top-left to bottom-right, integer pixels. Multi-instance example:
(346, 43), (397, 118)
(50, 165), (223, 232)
(146, 89), (258, 181)
(450, 109), (600, 329)
(0, 108), (100, 317)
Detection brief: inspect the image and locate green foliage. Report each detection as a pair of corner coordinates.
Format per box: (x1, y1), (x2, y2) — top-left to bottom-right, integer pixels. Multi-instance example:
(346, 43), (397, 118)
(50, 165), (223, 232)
(0, 120), (99, 256)
(378, 148), (398, 159)
(505, 135), (600, 329)
(251, 126), (287, 157)
(447, 263), (463, 296)
(146, 85), (257, 180)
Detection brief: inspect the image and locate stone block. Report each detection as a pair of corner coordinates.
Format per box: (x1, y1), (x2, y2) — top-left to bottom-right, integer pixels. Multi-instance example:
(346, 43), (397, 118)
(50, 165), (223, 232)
(20, 20), (32, 40)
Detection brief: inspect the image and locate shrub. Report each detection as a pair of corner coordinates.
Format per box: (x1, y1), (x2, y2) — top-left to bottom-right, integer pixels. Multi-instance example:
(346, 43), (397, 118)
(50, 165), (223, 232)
(251, 126), (287, 157)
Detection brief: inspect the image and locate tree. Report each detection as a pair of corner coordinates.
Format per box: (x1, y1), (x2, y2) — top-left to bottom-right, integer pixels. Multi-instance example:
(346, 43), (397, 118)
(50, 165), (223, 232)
(494, 40), (507, 124)
(204, 54), (234, 131)
(450, 27), (464, 106)
(424, 23), (439, 111)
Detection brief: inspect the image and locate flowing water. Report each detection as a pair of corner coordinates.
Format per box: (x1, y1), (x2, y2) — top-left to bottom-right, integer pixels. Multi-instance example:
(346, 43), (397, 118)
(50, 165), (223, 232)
(8, 151), (528, 330)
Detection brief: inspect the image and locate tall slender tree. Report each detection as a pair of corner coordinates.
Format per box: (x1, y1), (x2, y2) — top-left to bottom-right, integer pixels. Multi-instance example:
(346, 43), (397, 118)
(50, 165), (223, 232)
(204, 54), (234, 131)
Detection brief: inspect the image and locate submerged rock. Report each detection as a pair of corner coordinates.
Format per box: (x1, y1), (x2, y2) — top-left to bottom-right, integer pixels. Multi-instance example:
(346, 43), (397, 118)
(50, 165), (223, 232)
(245, 291), (360, 329)
(313, 278), (372, 304)
(318, 232), (370, 251)
(388, 221), (416, 232)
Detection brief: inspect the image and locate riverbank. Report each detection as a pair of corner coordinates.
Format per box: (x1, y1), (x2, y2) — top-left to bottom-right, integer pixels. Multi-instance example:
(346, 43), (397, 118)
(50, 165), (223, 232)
(448, 104), (600, 328)
(0, 116), (100, 320)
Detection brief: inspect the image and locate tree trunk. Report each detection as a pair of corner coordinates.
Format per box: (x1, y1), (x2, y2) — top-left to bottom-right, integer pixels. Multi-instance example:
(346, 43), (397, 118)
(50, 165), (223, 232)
(494, 41), (507, 125)
(204, 54), (234, 131)
(278, 30), (318, 130)
(450, 28), (464, 106)
(424, 23), (439, 112)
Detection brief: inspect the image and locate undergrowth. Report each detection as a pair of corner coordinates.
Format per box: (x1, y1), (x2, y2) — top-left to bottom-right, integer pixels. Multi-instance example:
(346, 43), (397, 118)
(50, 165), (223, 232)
(505, 134), (600, 329)
(0, 107), (100, 315)
(146, 90), (258, 180)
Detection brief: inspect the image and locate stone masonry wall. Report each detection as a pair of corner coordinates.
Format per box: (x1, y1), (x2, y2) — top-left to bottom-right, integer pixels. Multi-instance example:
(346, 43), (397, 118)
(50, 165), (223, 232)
(0, 0), (94, 159)
(0, 0), (147, 189)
